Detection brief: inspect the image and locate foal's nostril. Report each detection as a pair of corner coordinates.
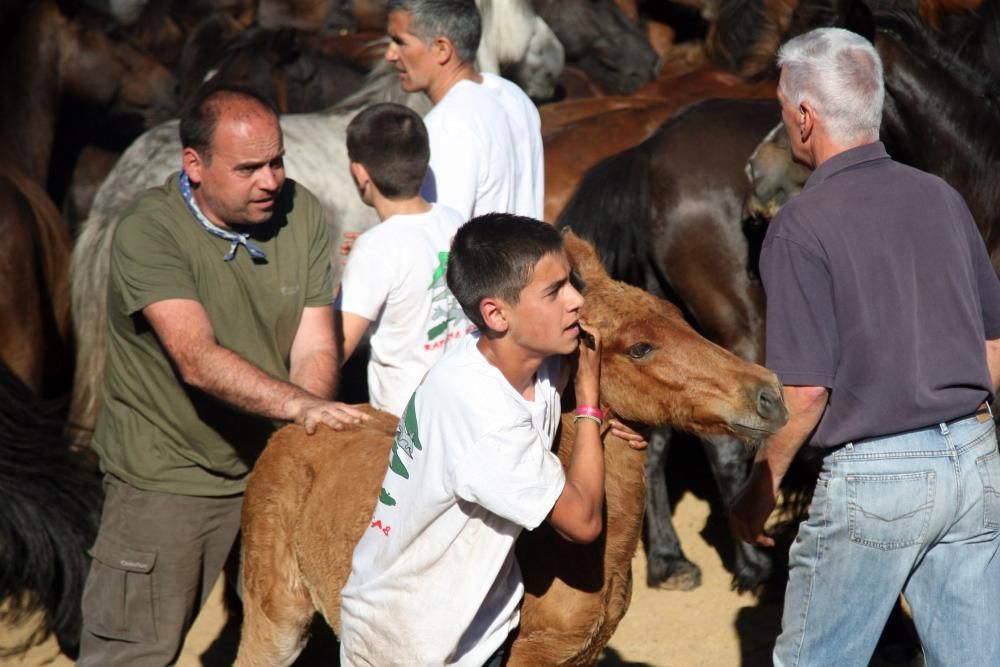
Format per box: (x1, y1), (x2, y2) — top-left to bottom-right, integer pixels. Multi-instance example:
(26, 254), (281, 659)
(756, 385), (787, 423)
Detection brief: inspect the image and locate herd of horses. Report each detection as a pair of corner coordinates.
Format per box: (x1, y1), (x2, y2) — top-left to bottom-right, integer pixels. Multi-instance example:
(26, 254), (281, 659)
(1, 0), (995, 662)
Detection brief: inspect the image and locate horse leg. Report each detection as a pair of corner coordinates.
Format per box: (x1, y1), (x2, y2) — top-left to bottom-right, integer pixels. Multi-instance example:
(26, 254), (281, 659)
(644, 428), (702, 590)
(233, 555), (313, 667)
(234, 445), (316, 667)
(700, 432), (775, 592)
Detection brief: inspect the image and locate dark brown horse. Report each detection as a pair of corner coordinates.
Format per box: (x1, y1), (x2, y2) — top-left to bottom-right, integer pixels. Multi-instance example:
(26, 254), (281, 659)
(0, 0), (176, 392)
(177, 15), (368, 112)
(557, 0), (1000, 596)
(542, 68), (776, 221)
(556, 98), (782, 591)
(748, 7), (1000, 269)
(0, 0), (177, 189)
(0, 168), (73, 399)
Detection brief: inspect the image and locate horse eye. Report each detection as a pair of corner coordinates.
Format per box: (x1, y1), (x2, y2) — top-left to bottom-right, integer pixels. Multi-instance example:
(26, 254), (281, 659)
(627, 342), (655, 360)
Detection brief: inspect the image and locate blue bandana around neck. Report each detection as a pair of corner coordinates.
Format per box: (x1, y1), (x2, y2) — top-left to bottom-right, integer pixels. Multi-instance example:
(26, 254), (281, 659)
(179, 171), (268, 262)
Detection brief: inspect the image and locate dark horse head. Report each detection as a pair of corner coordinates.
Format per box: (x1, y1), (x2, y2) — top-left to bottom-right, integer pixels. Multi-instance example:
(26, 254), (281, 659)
(532, 0), (660, 94)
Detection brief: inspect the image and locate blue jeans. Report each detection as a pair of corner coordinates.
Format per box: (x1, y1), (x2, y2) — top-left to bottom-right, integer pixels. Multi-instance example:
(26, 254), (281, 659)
(775, 412), (1000, 667)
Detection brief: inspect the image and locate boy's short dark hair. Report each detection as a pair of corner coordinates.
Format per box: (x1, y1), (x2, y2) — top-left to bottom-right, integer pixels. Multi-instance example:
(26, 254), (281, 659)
(447, 213), (564, 331)
(179, 86), (279, 161)
(346, 103), (430, 199)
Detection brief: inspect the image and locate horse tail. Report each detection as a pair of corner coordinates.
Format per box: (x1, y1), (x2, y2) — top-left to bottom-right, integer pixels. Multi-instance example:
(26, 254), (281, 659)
(555, 144), (652, 289)
(0, 359), (102, 658)
(69, 205), (116, 448)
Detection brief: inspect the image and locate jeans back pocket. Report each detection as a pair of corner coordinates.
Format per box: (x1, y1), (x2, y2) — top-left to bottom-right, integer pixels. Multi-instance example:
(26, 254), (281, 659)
(976, 449), (1000, 530)
(847, 471), (935, 550)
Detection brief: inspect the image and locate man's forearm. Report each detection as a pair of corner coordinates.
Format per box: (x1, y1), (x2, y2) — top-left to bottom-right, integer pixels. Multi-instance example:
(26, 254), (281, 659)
(290, 348), (339, 399)
(756, 386), (829, 494)
(986, 338), (1000, 393)
(180, 340), (324, 421)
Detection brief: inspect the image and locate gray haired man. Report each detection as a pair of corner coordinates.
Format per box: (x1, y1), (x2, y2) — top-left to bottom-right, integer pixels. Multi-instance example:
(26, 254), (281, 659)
(731, 27), (1000, 665)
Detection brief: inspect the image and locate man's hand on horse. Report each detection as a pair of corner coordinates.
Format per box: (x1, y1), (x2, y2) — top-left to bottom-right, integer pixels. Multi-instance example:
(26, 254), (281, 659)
(296, 399), (369, 435)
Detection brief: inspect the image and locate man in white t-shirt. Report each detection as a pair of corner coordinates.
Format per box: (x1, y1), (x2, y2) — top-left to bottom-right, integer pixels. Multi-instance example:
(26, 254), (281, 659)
(384, 0), (544, 220)
(339, 214), (612, 666)
(337, 103), (475, 416)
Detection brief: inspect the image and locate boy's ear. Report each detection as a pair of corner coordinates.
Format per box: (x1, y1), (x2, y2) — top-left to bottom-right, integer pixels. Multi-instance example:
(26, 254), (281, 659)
(479, 297), (509, 334)
(349, 162), (370, 190)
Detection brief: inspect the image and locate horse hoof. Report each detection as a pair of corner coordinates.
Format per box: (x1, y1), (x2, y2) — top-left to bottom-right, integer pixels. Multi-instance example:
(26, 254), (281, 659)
(647, 557), (702, 591)
(732, 551), (775, 595)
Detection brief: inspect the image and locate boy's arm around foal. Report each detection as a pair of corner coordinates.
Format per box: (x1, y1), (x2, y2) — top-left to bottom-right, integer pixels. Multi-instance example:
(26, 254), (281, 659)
(548, 325), (605, 544)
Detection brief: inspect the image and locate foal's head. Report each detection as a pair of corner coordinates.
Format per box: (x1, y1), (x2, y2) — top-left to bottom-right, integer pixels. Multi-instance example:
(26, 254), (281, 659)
(563, 230), (788, 441)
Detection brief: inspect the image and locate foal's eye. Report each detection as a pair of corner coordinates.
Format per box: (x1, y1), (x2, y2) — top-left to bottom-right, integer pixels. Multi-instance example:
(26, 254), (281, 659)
(627, 342), (655, 360)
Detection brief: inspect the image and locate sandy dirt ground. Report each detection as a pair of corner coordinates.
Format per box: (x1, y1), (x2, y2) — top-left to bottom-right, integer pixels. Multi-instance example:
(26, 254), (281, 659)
(0, 491), (783, 667)
(0, 486), (916, 667)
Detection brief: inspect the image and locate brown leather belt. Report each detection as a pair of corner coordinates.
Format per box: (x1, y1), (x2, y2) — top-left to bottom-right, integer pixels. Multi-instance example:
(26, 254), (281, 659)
(967, 401), (992, 424)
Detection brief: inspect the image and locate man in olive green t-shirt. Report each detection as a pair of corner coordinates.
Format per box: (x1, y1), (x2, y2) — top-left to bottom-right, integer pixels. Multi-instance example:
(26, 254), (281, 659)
(77, 88), (366, 666)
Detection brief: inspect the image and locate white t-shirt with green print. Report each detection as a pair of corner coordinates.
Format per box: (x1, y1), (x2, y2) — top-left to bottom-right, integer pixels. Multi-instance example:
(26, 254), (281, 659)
(337, 203), (475, 416)
(339, 335), (567, 666)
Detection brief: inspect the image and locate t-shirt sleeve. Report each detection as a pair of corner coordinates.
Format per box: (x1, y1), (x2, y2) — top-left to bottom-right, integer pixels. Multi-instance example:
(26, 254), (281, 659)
(110, 214), (198, 316)
(760, 227), (839, 388)
(952, 191), (1000, 339)
(453, 421), (566, 530)
(304, 199), (334, 307)
(337, 230), (394, 321)
(423, 115), (479, 220)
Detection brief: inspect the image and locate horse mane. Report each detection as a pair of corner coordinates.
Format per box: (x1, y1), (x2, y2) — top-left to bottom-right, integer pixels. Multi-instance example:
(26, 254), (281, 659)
(555, 144), (653, 290)
(877, 9), (1000, 149)
(706, 0), (872, 78)
(0, 359), (101, 659)
(938, 0), (1000, 86)
(332, 52), (433, 116)
(875, 8), (1000, 247)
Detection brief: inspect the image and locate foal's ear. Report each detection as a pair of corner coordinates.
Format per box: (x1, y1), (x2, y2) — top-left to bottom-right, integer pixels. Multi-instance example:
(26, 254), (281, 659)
(561, 228), (609, 283)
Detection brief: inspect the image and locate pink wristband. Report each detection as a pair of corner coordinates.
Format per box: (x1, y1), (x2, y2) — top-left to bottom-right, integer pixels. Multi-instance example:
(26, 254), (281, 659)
(574, 405), (605, 420)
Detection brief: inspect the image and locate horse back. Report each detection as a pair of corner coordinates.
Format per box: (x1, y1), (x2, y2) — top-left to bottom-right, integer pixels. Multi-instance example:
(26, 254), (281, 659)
(244, 406), (397, 633)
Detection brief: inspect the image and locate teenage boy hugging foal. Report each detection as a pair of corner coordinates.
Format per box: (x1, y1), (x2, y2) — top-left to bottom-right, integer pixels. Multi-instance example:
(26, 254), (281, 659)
(339, 214), (634, 666)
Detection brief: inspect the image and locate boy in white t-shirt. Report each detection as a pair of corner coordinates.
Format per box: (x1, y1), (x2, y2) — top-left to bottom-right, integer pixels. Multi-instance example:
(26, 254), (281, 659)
(336, 102), (475, 416)
(339, 214), (611, 666)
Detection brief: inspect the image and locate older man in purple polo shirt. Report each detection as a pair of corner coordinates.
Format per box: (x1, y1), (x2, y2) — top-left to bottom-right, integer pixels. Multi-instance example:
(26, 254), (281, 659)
(731, 28), (1000, 666)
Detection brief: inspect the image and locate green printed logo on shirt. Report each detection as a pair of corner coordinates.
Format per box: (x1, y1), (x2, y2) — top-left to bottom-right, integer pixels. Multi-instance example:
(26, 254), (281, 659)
(426, 252), (471, 342)
(379, 393), (422, 505)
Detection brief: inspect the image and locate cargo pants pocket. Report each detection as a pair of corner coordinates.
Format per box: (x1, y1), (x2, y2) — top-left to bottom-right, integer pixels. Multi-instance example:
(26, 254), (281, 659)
(82, 536), (158, 643)
(847, 471), (935, 550)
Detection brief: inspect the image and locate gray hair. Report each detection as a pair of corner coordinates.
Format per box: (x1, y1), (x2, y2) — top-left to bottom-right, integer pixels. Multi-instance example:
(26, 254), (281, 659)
(777, 28), (884, 145)
(388, 0), (482, 64)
